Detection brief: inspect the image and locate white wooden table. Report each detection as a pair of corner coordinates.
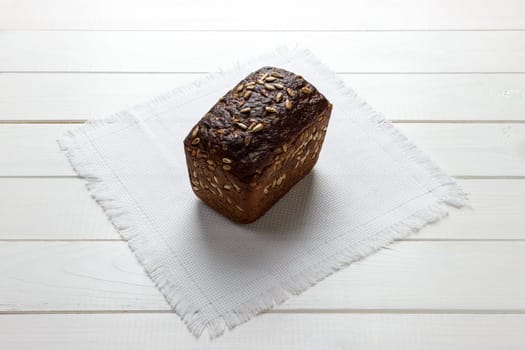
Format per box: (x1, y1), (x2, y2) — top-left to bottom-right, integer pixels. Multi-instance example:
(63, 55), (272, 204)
(1, 1), (525, 348)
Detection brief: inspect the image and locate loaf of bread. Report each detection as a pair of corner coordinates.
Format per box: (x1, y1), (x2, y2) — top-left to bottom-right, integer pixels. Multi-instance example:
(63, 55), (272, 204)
(183, 67), (332, 223)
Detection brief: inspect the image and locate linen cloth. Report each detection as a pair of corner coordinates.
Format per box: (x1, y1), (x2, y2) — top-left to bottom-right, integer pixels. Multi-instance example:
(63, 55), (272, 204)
(59, 48), (466, 338)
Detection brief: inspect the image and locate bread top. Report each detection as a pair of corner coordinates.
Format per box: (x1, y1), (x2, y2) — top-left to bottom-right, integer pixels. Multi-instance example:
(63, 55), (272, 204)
(184, 66), (331, 183)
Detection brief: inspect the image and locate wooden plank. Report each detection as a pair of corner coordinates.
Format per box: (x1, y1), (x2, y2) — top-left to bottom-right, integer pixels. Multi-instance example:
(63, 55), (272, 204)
(1, 313), (524, 350)
(1, 31), (525, 73)
(2, 0), (525, 31)
(2, 73), (525, 121)
(1, 241), (525, 311)
(0, 178), (117, 240)
(1, 178), (524, 240)
(1, 123), (524, 176)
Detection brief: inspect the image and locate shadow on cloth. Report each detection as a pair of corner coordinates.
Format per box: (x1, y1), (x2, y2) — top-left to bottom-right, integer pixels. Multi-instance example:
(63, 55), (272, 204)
(191, 171), (337, 269)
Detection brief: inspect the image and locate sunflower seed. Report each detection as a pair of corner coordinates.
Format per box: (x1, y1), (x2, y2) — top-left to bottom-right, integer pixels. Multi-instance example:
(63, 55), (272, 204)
(275, 92), (283, 102)
(222, 158), (232, 164)
(260, 73), (269, 80)
(274, 83), (284, 90)
(251, 123), (264, 132)
(233, 183), (241, 192)
(301, 86), (312, 94)
(191, 137), (200, 145)
(264, 83), (275, 91)
(277, 174), (286, 185)
(240, 107), (251, 113)
(246, 81), (256, 87)
(246, 85), (255, 90)
(260, 89), (269, 97)
(285, 99), (292, 110)
(236, 122), (248, 130)
(191, 125), (199, 137)
(223, 184), (232, 191)
(265, 76), (276, 82)
(207, 159), (216, 166)
(223, 165), (232, 171)
(265, 106), (277, 113)
(286, 88), (295, 97)
(282, 144), (288, 152)
(244, 91), (252, 99)
(256, 79), (265, 85)
(271, 71), (284, 78)
(248, 122), (256, 131)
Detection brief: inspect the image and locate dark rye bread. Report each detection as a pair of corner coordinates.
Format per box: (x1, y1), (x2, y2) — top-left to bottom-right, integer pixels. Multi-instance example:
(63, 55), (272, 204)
(184, 66), (332, 223)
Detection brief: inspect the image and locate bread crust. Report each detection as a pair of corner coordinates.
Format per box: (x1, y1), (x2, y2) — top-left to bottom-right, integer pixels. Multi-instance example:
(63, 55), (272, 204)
(183, 67), (332, 223)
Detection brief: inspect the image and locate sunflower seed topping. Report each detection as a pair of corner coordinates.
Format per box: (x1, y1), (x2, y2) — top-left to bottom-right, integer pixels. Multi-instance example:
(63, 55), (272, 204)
(240, 107), (251, 113)
(285, 99), (292, 110)
(275, 92), (283, 102)
(286, 88), (295, 97)
(277, 174), (286, 185)
(301, 86), (312, 94)
(191, 126), (199, 138)
(191, 137), (200, 145)
(236, 122), (248, 130)
(274, 83), (284, 90)
(251, 123), (264, 133)
(271, 71), (284, 78)
(265, 106), (277, 113)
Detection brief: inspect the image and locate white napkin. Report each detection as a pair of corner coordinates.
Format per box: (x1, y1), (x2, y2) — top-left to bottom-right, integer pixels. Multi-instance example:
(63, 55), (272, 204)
(59, 48), (467, 338)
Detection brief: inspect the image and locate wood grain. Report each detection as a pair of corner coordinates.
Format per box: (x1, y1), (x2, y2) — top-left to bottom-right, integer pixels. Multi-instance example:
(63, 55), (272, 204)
(1, 31), (525, 73)
(2, 241), (525, 312)
(1, 123), (524, 176)
(2, 0), (525, 31)
(2, 73), (525, 121)
(1, 178), (524, 240)
(1, 313), (524, 349)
